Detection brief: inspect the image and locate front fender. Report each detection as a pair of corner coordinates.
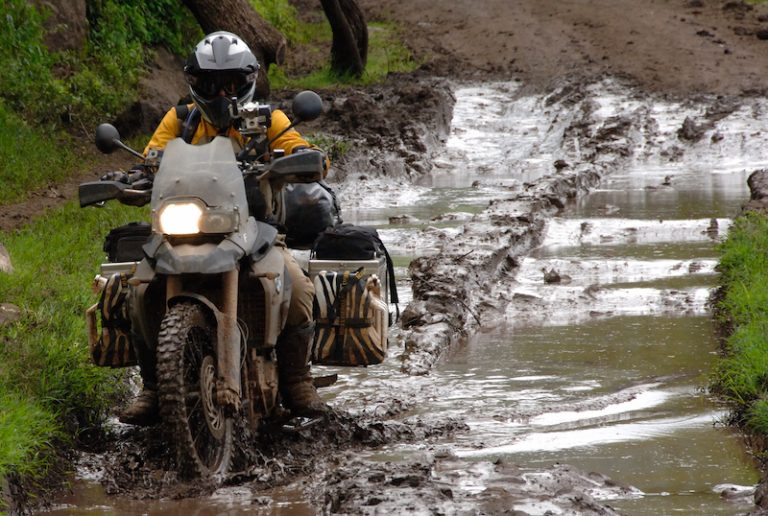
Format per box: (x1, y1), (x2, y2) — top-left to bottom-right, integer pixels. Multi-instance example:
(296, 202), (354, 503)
(152, 239), (243, 274)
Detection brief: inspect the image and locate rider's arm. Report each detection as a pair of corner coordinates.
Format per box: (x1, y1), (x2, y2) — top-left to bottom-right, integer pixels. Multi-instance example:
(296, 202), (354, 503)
(268, 109), (331, 176)
(142, 106), (184, 156)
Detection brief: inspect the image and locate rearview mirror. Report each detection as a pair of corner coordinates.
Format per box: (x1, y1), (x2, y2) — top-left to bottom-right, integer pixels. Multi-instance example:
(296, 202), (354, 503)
(95, 124), (121, 154)
(291, 91), (323, 123)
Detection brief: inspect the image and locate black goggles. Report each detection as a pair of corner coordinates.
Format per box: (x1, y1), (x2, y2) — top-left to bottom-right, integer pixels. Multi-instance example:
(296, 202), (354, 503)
(189, 71), (254, 99)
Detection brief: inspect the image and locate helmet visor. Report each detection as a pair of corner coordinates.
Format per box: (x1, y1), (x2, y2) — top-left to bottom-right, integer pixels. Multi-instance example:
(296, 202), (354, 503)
(189, 71), (254, 99)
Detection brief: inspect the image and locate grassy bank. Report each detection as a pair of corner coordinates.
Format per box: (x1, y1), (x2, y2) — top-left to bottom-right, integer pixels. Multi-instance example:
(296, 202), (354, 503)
(0, 202), (146, 498)
(712, 211), (768, 437)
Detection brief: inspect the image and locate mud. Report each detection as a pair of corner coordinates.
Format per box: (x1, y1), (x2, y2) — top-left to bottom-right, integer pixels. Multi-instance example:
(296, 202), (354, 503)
(87, 410), (467, 502)
(48, 74), (757, 516)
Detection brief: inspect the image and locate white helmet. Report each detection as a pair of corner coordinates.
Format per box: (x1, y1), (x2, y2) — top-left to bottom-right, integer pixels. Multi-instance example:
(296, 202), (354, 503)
(183, 31), (260, 130)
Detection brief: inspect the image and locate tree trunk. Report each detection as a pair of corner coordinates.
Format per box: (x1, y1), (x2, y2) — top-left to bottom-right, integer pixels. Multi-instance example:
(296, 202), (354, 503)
(320, 0), (368, 78)
(182, 0), (287, 97)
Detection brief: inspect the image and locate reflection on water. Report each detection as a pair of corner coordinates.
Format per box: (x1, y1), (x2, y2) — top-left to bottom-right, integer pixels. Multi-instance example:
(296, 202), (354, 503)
(47, 482), (316, 515)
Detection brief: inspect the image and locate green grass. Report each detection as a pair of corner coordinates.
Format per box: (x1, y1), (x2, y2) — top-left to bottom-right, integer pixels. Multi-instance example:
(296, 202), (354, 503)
(0, 200), (144, 482)
(0, 103), (78, 205)
(712, 211), (768, 431)
(0, 0), (200, 130)
(0, 395), (59, 480)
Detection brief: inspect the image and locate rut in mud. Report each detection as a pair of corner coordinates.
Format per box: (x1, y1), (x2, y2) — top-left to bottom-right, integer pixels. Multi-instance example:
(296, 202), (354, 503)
(47, 76), (768, 514)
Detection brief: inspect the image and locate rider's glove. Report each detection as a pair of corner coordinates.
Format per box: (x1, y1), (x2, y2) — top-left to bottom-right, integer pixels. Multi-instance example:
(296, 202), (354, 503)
(100, 170), (129, 183)
(126, 164), (152, 190)
(100, 165), (153, 190)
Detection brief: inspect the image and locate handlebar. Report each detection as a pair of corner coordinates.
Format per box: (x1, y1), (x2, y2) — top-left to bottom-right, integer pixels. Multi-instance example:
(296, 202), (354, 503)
(78, 181), (151, 207)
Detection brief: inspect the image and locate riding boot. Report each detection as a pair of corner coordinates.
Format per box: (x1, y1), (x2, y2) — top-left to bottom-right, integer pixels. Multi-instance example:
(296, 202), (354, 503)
(119, 338), (159, 426)
(276, 322), (327, 416)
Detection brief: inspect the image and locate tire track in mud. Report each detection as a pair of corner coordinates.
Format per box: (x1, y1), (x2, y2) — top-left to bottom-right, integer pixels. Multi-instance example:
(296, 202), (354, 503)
(400, 79), (642, 376)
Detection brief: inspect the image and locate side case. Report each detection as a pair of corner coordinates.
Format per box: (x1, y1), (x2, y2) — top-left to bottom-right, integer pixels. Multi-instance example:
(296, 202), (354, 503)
(309, 260), (389, 366)
(86, 273), (137, 368)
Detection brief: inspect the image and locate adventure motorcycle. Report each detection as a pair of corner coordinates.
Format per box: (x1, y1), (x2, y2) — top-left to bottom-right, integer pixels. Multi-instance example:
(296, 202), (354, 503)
(80, 91), (327, 479)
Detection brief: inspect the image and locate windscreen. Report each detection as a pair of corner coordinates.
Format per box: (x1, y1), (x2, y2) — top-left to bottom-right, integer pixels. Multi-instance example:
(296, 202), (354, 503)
(151, 137), (249, 217)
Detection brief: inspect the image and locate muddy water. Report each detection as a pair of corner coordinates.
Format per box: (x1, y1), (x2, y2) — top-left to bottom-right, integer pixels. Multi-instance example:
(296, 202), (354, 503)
(337, 82), (766, 513)
(51, 82), (767, 513)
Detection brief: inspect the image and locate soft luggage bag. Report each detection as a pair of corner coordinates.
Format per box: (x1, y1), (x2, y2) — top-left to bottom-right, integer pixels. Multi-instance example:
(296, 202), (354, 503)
(103, 222), (151, 262)
(277, 181), (342, 249)
(86, 273), (137, 367)
(312, 268), (388, 366)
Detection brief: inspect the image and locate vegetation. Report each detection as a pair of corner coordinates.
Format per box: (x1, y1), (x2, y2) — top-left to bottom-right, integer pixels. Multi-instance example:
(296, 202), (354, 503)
(0, 0), (200, 205)
(0, 202), (144, 488)
(712, 211), (768, 434)
(269, 20), (418, 89)
(0, 105), (78, 205)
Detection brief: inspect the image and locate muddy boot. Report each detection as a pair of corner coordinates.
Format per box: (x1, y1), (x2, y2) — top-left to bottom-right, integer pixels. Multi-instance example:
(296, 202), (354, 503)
(119, 340), (159, 426)
(276, 323), (328, 417)
(118, 385), (159, 426)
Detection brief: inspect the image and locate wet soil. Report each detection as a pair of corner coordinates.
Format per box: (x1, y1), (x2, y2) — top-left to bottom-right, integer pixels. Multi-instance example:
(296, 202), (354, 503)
(11, 0), (768, 514)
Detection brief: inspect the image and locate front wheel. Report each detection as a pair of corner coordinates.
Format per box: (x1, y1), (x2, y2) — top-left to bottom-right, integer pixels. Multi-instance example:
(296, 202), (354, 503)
(157, 301), (233, 479)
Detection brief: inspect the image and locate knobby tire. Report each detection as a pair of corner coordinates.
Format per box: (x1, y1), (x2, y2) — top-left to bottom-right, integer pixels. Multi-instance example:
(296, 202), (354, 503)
(157, 301), (233, 479)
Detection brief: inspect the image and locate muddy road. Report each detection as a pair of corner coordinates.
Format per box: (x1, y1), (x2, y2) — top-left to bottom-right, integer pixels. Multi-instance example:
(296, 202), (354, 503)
(45, 76), (768, 514)
(34, 0), (768, 514)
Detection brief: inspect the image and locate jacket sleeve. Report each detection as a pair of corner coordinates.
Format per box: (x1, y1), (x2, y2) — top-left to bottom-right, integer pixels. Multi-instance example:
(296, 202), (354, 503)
(143, 107), (182, 156)
(268, 109), (331, 177)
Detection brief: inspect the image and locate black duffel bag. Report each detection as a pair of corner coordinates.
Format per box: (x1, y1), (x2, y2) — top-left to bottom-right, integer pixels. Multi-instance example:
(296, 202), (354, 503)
(275, 181), (342, 249)
(103, 222), (151, 262)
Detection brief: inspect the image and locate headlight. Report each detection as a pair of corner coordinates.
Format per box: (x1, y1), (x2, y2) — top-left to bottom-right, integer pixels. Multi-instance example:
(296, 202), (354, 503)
(156, 200), (239, 235)
(159, 202), (203, 235)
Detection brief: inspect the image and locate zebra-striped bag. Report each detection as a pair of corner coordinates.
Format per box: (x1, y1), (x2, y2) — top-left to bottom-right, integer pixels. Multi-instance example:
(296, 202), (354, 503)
(86, 273), (137, 368)
(312, 268), (388, 366)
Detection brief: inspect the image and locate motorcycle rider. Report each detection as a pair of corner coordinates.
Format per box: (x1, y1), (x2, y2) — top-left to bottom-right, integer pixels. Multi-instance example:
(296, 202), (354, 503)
(110, 31), (328, 425)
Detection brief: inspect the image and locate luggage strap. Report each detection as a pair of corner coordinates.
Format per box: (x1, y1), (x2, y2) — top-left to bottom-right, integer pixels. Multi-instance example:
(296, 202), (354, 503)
(326, 267), (364, 324)
(176, 104), (201, 144)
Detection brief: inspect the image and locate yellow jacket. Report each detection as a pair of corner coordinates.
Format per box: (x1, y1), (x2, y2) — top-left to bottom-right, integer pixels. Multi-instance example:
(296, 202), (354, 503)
(143, 104), (328, 175)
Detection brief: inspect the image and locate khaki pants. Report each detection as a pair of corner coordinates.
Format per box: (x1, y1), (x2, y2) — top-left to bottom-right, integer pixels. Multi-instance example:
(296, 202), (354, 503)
(275, 237), (314, 328)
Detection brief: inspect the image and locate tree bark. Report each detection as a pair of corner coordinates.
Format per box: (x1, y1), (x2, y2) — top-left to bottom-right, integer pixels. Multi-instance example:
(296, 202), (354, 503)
(182, 0), (287, 97)
(320, 0), (368, 78)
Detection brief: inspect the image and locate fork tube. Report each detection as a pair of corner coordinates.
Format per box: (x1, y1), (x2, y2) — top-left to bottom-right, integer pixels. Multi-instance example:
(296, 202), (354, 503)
(217, 268), (242, 410)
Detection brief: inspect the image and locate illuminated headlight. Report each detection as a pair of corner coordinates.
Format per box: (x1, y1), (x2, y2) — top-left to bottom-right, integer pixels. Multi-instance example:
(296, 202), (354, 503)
(156, 200), (238, 235)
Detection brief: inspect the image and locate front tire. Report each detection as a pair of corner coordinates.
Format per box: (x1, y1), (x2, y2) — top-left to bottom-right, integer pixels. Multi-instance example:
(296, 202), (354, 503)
(157, 301), (233, 479)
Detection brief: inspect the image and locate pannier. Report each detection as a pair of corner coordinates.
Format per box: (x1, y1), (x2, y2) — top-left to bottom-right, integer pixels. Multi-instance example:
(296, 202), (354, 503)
(312, 268), (388, 366)
(86, 273), (137, 368)
(308, 224), (399, 367)
(311, 224), (399, 316)
(103, 222), (151, 262)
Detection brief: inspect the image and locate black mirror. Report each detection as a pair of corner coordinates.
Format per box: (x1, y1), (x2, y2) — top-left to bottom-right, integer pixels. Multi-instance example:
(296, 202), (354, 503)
(95, 123), (121, 154)
(291, 91), (323, 122)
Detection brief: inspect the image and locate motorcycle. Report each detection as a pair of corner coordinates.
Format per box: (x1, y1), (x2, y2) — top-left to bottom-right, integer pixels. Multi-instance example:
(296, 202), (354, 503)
(80, 91), (328, 479)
